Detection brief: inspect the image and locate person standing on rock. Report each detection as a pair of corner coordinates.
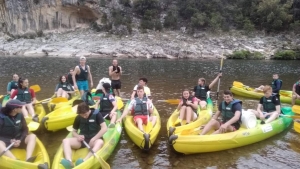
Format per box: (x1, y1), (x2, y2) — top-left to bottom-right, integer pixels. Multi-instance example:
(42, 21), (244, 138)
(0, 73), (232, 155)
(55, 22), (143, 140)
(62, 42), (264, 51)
(109, 59), (122, 96)
(72, 56), (93, 96)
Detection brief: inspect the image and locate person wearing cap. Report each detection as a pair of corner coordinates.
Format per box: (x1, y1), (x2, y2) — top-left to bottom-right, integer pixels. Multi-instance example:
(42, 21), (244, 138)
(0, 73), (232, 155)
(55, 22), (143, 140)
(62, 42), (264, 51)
(117, 85), (157, 132)
(72, 56), (93, 96)
(0, 100), (37, 162)
(95, 83), (117, 128)
(292, 79), (300, 106)
(9, 78), (38, 122)
(108, 59), (122, 96)
(61, 102), (107, 168)
(6, 74), (19, 95)
(130, 78), (151, 100)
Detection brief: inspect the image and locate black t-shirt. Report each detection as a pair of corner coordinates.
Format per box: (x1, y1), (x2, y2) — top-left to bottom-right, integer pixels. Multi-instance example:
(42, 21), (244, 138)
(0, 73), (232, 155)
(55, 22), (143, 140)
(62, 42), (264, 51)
(259, 96), (280, 105)
(193, 85), (210, 99)
(73, 110), (105, 130)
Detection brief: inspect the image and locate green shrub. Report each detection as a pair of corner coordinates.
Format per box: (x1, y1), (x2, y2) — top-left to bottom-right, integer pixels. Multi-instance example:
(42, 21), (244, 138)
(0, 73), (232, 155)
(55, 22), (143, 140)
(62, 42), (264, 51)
(274, 50), (296, 60)
(227, 50), (264, 60)
(164, 11), (177, 29)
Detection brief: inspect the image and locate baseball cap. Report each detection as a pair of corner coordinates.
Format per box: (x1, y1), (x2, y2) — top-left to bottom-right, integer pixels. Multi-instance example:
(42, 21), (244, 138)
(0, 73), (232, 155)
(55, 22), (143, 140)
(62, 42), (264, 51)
(102, 83), (111, 90)
(80, 56), (86, 60)
(6, 100), (26, 109)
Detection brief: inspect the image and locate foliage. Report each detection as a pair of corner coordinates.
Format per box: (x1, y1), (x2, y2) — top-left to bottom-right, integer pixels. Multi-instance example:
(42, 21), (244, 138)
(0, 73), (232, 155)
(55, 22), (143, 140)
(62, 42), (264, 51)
(274, 50), (296, 60)
(227, 50), (265, 60)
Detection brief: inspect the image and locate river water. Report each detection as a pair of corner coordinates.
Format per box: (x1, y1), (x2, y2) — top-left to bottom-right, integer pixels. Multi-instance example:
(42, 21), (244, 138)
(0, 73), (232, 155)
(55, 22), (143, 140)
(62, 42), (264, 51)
(0, 57), (300, 169)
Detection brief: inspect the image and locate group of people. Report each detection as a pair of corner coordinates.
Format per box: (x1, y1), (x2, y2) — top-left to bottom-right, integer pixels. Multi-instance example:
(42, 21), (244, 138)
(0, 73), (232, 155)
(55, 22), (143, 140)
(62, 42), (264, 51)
(1, 56), (300, 167)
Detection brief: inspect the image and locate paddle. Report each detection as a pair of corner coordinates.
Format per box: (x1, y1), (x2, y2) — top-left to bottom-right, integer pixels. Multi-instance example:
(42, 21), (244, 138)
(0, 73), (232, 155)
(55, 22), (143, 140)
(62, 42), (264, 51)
(292, 105), (300, 114)
(50, 97), (68, 104)
(0, 95), (3, 99)
(83, 141), (110, 169)
(30, 85), (41, 93)
(215, 47), (224, 110)
(157, 99), (180, 104)
(28, 121), (40, 131)
(0, 142), (15, 157)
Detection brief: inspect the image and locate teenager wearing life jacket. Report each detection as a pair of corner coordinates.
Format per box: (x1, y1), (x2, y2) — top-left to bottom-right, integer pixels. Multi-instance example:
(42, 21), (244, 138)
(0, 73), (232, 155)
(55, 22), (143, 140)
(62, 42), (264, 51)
(66, 69), (74, 86)
(61, 102), (107, 168)
(252, 85), (280, 124)
(54, 75), (75, 99)
(292, 78), (300, 106)
(108, 59), (122, 97)
(72, 56), (93, 96)
(130, 78), (151, 100)
(193, 73), (222, 109)
(6, 74), (19, 95)
(9, 78), (38, 122)
(177, 89), (198, 125)
(95, 83), (117, 128)
(200, 90), (242, 135)
(117, 86), (157, 132)
(0, 100), (37, 162)
(255, 74), (282, 101)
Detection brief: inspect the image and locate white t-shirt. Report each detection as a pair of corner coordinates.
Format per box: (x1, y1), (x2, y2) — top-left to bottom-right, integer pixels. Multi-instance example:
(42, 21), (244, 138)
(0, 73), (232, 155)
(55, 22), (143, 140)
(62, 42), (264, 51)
(133, 85), (151, 97)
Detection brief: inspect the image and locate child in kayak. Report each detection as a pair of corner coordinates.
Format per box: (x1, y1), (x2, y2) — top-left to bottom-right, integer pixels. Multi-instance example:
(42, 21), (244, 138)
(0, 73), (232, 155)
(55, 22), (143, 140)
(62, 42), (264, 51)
(54, 75), (75, 99)
(176, 89), (198, 125)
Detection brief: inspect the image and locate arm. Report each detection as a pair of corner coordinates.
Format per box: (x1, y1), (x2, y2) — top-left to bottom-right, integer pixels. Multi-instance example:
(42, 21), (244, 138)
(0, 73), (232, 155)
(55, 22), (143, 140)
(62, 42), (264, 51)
(110, 100), (118, 114)
(275, 105), (281, 114)
(94, 100), (100, 109)
(30, 89), (37, 104)
(176, 100), (182, 111)
(117, 101), (134, 122)
(209, 73), (222, 89)
(192, 86), (197, 96)
(71, 116), (84, 141)
(119, 66), (122, 75)
(273, 81), (281, 93)
(67, 84), (75, 93)
(224, 111), (241, 126)
(10, 90), (17, 99)
(7, 82), (11, 94)
(130, 91), (137, 100)
(189, 98), (198, 110)
(72, 66), (79, 89)
(88, 66), (93, 88)
(257, 104), (263, 116)
(292, 84), (297, 95)
(54, 84), (59, 93)
(20, 115), (29, 140)
(108, 66), (115, 76)
(212, 110), (221, 120)
(92, 122), (107, 140)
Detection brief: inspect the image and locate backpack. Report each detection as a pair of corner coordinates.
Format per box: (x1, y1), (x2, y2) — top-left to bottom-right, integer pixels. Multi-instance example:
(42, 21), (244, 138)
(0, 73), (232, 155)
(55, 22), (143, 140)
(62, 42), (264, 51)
(81, 91), (95, 106)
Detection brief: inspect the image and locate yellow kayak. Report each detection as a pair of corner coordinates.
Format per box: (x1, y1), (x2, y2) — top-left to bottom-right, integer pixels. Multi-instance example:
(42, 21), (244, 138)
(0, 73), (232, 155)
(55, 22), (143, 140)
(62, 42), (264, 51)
(52, 111), (122, 169)
(230, 81), (300, 105)
(41, 97), (124, 131)
(23, 101), (46, 125)
(123, 102), (161, 151)
(0, 135), (50, 169)
(294, 120), (300, 133)
(169, 107), (294, 154)
(167, 98), (213, 137)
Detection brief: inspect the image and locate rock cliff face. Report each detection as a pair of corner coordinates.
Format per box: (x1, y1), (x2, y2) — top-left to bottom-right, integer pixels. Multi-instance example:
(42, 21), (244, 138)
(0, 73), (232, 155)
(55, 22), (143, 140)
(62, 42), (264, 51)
(0, 0), (103, 37)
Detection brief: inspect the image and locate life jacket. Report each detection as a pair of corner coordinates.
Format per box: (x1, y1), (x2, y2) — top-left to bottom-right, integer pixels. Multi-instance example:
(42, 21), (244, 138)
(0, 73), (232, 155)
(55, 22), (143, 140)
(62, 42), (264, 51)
(134, 97), (149, 116)
(195, 85), (207, 99)
(81, 91), (95, 106)
(78, 109), (101, 139)
(221, 100), (242, 123)
(271, 79), (282, 93)
(112, 65), (120, 73)
(262, 95), (276, 113)
(75, 65), (88, 81)
(100, 94), (113, 112)
(295, 82), (300, 95)
(0, 113), (23, 139)
(67, 73), (74, 85)
(16, 88), (32, 103)
(57, 82), (72, 91)
(9, 81), (18, 90)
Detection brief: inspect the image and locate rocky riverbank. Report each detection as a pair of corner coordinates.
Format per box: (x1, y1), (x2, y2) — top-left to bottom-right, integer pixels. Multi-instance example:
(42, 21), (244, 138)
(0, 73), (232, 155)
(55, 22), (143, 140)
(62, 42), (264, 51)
(0, 28), (299, 59)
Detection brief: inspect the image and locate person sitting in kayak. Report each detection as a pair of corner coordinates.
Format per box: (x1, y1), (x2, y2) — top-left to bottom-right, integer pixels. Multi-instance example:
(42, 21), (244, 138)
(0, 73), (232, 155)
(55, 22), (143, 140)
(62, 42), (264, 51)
(61, 102), (107, 168)
(254, 73), (282, 101)
(95, 83), (117, 128)
(6, 74), (19, 95)
(176, 89), (198, 125)
(200, 90), (242, 135)
(192, 73), (222, 109)
(292, 79), (300, 106)
(9, 78), (38, 122)
(54, 75), (75, 99)
(0, 100), (37, 162)
(251, 85), (281, 124)
(130, 78), (151, 100)
(117, 86), (157, 132)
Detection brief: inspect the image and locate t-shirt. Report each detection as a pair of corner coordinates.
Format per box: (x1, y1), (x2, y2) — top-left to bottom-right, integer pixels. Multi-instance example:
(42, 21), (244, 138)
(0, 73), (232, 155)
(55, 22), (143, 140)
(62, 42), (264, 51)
(127, 98), (153, 111)
(133, 85), (151, 96)
(259, 96), (280, 106)
(193, 85), (210, 99)
(218, 101), (242, 113)
(72, 110), (105, 130)
(10, 88), (35, 99)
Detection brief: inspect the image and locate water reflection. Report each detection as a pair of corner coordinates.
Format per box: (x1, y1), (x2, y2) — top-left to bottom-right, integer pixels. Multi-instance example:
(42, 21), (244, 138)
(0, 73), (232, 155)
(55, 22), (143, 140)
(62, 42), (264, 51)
(0, 57), (300, 169)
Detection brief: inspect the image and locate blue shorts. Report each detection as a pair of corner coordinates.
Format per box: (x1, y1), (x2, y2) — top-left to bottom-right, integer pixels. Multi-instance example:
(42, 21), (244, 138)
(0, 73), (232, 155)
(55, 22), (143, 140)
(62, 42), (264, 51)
(77, 80), (89, 91)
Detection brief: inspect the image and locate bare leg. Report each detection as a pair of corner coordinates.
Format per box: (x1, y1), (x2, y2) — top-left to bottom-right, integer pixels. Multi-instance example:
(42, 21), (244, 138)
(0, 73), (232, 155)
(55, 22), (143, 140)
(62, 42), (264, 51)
(113, 89), (118, 96)
(199, 100), (207, 109)
(61, 91), (69, 99)
(22, 105), (29, 118)
(265, 112), (279, 123)
(292, 95), (297, 106)
(62, 138), (82, 161)
(109, 112), (117, 124)
(212, 125), (235, 134)
(0, 141), (16, 159)
(25, 134), (36, 160)
(135, 118), (144, 132)
(179, 106), (186, 125)
(117, 89), (121, 97)
(84, 139), (104, 161)
(26, 103), (35, 117)
(56, 88), (63, 97)
(200, 119), (220, 135)
(150, 116), (157, 127)
(79, 90), (84, 97)
(186, 107), (193, 124)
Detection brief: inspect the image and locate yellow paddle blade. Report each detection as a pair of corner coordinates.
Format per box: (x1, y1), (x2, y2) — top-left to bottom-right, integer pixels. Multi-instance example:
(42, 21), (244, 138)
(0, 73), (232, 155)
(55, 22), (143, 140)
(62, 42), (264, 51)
(294, 121), (300, 133)
(116, 96), (124, 110)
(0, 95), (3, 99)
(233, 81), (244, 88)
(157, 99), (180, 104)
(292, 105), (300, 115)
(66, 125), (73, 132)
(28, 121), (40, 131)
(91, 88), (97, 93)
(30, 85), (41, 93)
(96, 155), (110, 169)
(51, 97), (68, 103)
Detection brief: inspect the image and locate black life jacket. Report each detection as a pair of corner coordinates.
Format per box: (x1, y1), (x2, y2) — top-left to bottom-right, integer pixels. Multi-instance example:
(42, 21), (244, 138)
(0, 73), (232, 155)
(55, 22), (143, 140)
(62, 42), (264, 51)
(262, 95), (276, 113)
(271, 79), (282, 93)
(0, 112), (23, 139)
(76, 65), (88, 81)
(112, 65), (120, 73)
(195, 85), (207, 99)
(57, 82), (72, 91)
(78, 109), (101, 139)
(295, 82), (300, 95)
(16, 88), (32, 103)
(221, 100), (242, 123)
(134, 97), (149, 116)
(100, 94), (113, 112)
(9, 81), (18, 90)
